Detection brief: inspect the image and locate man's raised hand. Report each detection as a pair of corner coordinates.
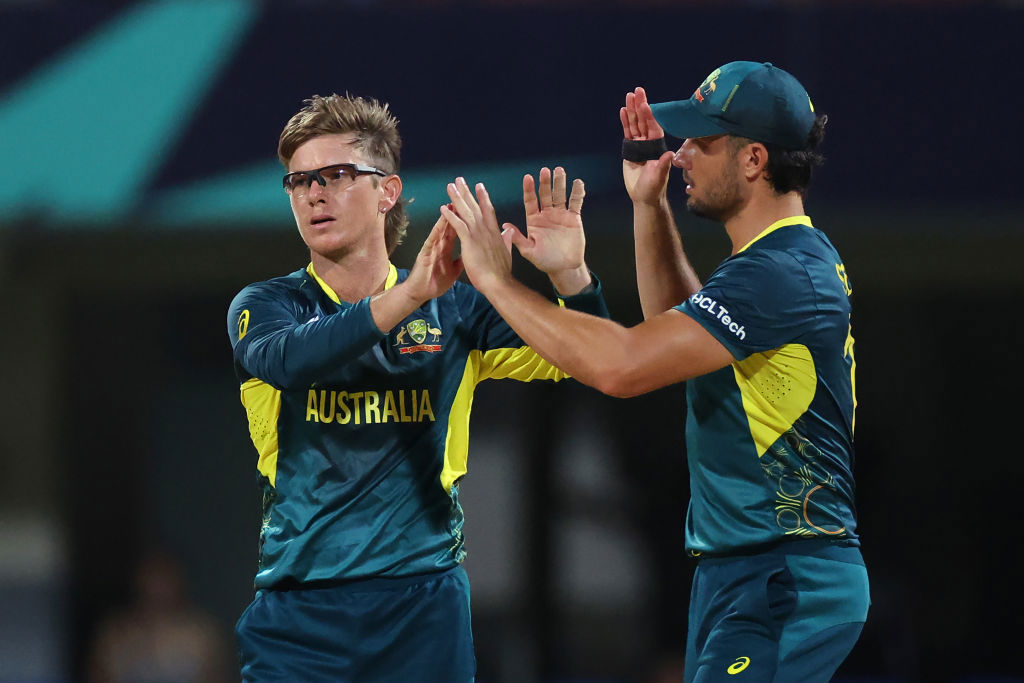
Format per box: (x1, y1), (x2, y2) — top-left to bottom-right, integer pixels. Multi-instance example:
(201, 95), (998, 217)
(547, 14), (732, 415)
(404, 215), (464, 303)
(441, 178), (514, 295)
(621, 86), (674, 205)
(505, 166), (588, 280)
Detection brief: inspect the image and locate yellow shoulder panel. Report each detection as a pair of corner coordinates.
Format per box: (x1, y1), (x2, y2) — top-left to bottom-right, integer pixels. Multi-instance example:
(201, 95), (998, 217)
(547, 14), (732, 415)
(239, 377), (282, 486)
(440, 354), (480, 492)
(439, 347), (567, 493)
(732, 344), (816, 458)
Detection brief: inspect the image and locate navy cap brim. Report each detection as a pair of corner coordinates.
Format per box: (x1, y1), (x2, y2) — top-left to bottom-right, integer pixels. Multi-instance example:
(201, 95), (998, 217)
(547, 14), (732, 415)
(650, 100), (729, 140)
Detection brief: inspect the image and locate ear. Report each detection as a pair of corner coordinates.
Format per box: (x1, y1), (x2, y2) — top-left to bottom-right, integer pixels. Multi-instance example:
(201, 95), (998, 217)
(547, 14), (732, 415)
(740, 142), (770, 182)
(379, 174), (403, 213)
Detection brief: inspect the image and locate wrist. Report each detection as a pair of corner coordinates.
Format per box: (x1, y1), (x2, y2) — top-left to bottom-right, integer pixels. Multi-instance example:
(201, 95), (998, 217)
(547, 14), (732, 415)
(633, 195), (671, 212)
(548, 265), (592, 296)
(475, 270), (518, 300)
(391, 280), (428, 310)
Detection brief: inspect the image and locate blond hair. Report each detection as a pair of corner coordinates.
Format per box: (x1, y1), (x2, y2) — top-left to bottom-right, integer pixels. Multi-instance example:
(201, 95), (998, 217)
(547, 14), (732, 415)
(279, 94), (408, 254)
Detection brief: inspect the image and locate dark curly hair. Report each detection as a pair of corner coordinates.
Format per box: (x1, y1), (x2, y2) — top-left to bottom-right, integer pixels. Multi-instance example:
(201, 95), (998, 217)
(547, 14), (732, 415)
(730, 114), (828, 197)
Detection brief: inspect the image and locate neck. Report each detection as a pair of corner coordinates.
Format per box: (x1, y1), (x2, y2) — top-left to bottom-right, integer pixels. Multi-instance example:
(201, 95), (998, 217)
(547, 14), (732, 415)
(309, 247), (391, 303)
(724, 190), (806, 254)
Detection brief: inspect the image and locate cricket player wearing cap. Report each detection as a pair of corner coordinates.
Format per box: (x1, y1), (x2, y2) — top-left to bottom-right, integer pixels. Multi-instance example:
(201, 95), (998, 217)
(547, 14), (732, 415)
(442, 61), (868, 682)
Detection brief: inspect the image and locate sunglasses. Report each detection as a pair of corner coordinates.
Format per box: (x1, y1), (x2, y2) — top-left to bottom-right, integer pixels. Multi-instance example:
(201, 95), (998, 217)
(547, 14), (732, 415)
(282, 162), (388, 195)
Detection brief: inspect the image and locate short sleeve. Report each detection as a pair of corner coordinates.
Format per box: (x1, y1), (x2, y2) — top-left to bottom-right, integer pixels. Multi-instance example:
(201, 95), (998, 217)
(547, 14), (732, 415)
(675, 251), (816, 359)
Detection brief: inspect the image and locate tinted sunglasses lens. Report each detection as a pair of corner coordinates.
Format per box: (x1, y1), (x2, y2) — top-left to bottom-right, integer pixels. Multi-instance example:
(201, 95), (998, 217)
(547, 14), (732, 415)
(322, 164), (357, 182)
(283, 172), (312, 192)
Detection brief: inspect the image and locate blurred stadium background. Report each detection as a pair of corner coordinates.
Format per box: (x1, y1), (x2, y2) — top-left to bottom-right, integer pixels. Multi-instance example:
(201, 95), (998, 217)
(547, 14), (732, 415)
(1, 1), (1021, 682)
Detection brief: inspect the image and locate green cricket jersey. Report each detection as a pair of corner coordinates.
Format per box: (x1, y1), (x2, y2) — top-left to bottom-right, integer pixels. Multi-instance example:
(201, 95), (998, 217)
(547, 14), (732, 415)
(227, 263), (607, 588)
(675, 216), (859, 556)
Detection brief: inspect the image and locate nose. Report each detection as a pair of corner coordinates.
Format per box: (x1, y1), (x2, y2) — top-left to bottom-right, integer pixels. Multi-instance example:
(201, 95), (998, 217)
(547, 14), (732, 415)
(671, 143), (688, 168)
(306, 178), (327, 202)
(672, 141), (690, 169)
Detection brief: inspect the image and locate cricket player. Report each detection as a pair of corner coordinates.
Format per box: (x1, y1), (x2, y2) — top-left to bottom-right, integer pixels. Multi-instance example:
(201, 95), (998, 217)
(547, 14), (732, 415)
(443, 61), (869, 682)
(226, 93), (607, 682)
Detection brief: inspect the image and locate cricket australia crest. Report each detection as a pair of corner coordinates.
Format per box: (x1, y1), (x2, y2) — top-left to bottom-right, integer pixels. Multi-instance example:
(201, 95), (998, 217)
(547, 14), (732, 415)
(394, 318), (443, 354)
(694, 68), (721, 102)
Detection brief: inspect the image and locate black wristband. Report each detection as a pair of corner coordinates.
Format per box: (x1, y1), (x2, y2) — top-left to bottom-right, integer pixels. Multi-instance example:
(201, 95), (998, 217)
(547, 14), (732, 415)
(622, 137), (668, 162)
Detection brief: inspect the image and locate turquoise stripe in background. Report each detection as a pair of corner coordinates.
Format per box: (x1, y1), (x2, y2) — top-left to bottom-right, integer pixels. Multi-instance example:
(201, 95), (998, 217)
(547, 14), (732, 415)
(0, 0), (256, 226)
(150, 154), (619, 230)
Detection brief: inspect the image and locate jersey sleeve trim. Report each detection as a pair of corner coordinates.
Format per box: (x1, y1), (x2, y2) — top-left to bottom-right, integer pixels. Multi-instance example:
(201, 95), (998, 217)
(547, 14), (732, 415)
(554, 273), (610, 318)
(476, 346), (569, 382)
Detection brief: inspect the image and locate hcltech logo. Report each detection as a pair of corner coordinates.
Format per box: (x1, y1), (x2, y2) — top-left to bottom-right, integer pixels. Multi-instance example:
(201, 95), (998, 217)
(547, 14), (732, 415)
(689, 292), (747, 340)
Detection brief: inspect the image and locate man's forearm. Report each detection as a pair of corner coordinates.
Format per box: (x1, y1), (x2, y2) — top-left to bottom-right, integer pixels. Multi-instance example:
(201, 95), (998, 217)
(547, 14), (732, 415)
(477, 276), (631, 396)
(369, 282), (427, 335)
(634, 199), (702, 318)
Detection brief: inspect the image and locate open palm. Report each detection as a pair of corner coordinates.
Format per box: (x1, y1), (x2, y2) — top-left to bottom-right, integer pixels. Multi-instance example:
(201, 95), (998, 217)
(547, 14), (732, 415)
(509, 167), (586, 274)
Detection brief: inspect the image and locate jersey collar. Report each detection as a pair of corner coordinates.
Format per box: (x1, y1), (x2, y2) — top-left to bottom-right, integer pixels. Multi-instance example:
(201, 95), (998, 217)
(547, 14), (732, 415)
(305, 262), (399, 304)
(736, 215), (813, 254)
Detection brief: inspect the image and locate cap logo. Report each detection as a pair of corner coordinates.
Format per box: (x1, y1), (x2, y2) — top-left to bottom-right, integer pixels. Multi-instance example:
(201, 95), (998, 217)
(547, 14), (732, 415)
(694, 68), (722, 103)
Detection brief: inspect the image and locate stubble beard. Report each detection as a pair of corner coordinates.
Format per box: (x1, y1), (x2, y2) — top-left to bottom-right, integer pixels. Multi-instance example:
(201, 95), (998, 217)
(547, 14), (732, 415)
(685, 162), (744, 223)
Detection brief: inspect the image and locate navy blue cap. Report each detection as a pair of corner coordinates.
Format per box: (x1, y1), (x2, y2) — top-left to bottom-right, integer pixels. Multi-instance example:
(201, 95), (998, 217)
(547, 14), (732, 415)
(650, 61), (816, 149)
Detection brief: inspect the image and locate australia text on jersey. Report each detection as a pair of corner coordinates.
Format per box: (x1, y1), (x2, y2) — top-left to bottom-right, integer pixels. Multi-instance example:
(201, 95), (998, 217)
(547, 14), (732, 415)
(306, 389), (435, 424)
(689, 292), (747, 340)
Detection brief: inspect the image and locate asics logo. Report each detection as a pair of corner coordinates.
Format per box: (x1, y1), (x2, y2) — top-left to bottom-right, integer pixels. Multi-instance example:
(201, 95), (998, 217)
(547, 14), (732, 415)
(727, 656), (750, 675)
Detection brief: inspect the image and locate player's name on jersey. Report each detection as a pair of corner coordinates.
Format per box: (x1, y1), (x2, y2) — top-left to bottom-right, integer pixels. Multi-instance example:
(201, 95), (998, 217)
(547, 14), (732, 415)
(305, 388), (435, 425)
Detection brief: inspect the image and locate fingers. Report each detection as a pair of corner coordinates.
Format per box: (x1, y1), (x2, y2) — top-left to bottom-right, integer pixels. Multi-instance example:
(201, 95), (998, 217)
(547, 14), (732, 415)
(568, 178), (585, 215)
(537, 167), (552, 210)
(474, 181), (495, 218)
(420, 214), (447, 251)
(624, 86), (663, 140)
(656, 150), (675, 174)
(624, 91), (640, 139)
(525, 166), (583, 215)
(433, 213), (450, 237)
(551, 167), (567, 209)
(440, 204), (465, 239)
(500, 226), (515, 254)
(445, 177), (503, 240)
(636, 86), (665, 139)
(471, 179), (502, 234)
(522, 173), (539, 219)
(448, 256), (465, 281)
(502, 222), (531, 252)
(634, 88), (649, 138)
(446, 177), (479, 231)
